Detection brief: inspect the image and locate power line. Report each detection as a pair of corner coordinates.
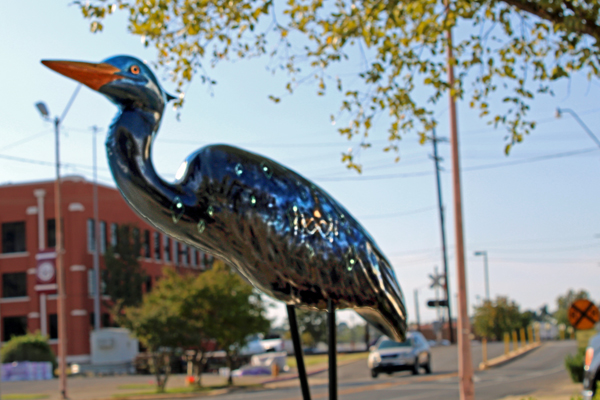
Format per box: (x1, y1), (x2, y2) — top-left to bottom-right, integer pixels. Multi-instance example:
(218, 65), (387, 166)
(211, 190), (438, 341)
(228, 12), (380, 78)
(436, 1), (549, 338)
(0, 129), (53, 152)
(358, 205), (436, 220)
(313, 146), (599, 181)
(463, 147), (599, 172)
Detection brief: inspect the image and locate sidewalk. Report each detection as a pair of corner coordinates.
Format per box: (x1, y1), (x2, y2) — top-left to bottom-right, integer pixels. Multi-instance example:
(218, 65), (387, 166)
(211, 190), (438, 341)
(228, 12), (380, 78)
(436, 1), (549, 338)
(1, 362), (332, 400)
(500, 380), (583, 400)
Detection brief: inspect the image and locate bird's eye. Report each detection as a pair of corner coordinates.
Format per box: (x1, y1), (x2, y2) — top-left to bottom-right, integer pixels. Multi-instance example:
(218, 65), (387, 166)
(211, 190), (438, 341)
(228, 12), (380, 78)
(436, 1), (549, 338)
(130, 65), (140, 75)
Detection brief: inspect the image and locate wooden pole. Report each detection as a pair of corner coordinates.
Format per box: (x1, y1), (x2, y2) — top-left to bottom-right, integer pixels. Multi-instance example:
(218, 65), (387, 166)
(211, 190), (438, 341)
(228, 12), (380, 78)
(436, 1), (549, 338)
(431, 129), (455, 344)
(444, 1), (474, 397)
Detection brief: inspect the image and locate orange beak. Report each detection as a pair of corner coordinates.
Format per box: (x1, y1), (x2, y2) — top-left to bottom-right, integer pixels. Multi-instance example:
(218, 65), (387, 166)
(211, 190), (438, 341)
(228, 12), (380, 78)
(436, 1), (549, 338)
(41, 60), (123, 91)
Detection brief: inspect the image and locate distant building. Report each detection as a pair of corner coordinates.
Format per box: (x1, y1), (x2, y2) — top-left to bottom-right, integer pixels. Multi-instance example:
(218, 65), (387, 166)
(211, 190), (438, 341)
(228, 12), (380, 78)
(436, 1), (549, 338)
(0, 176), (212, 364)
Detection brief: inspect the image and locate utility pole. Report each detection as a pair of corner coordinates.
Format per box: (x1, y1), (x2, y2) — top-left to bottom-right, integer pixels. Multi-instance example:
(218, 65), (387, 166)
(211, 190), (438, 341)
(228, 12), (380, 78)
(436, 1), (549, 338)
(35, 85), (81, 400)
(431, 128), (455, 344)
(414, 289), (421, 331)
(92, 126), (101, 331)
(54, 116), (68, 400)
(444, 1), (474, 397)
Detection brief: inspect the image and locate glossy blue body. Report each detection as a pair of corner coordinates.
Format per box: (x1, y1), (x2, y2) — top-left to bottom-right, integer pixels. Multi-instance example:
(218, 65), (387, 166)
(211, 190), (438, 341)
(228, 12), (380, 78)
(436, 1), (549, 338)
(44, 55), (408, 341)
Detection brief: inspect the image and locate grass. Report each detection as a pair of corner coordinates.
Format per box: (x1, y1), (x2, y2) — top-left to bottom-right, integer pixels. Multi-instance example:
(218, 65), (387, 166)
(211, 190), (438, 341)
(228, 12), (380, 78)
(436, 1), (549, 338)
(117, 383), (156, 390)
(287, 352), (369, 369)
(112, 385), (226, 398)
(1, 395), (50, 400)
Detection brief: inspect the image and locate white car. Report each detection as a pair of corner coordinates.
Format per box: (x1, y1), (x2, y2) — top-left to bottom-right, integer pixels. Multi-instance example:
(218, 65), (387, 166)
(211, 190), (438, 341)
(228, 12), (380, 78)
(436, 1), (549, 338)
(367, 331), (431, 378)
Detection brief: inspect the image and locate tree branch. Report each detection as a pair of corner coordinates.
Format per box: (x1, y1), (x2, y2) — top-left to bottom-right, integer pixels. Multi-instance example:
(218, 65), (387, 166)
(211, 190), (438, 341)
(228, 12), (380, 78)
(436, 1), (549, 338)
(501, 0), (600, 43)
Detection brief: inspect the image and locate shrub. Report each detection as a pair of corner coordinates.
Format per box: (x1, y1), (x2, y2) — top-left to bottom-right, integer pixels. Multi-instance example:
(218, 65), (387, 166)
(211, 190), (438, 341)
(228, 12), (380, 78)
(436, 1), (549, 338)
(565, 347), (586, 383)
(1, 332), (57, 371)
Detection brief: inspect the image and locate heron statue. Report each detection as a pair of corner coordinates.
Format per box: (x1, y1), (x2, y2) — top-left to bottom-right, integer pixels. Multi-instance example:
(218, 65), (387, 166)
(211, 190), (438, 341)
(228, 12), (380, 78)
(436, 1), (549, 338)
(42, 55), (407, 399)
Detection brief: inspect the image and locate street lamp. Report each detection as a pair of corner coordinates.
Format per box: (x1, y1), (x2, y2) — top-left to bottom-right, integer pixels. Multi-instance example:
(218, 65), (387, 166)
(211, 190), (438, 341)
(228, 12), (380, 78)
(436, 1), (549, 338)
(474, 251), (490, 301)
(555, 108), (600, 149)
(35, 85), (80, 400)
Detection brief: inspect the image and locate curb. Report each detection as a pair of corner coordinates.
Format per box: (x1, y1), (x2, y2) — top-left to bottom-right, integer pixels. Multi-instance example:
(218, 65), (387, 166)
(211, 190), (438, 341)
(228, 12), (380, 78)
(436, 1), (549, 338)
(91, 387), (232, 400)
(479, 342), (542, 370)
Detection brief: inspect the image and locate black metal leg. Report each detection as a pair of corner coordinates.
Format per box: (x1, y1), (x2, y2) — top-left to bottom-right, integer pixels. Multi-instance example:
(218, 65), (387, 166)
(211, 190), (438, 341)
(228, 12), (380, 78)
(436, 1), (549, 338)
(287, 305), (311, 400)
(328, 299), (337, 400)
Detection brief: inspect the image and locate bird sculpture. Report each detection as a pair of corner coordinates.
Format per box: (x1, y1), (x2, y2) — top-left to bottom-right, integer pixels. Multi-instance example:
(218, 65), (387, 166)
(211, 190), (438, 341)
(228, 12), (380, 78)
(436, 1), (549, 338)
(42, 55), (407, 341)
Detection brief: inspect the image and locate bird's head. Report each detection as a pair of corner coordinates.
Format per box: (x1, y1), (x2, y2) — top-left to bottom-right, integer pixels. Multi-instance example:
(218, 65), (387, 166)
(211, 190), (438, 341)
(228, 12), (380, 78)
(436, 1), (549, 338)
(42, 55), (175, 114)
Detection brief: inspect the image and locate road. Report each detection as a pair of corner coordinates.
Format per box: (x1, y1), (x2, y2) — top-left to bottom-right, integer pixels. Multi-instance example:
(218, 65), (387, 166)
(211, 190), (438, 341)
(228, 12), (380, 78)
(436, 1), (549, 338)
(216, 341), (577, 400)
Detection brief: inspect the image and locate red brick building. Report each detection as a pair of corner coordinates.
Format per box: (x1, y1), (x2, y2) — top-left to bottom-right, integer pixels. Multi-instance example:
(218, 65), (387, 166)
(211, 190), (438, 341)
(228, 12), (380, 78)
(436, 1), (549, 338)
(0, 176), (212, 364)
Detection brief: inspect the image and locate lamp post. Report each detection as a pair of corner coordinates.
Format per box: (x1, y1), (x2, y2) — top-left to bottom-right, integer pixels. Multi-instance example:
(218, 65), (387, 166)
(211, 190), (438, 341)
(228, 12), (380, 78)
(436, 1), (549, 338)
(92, 126), (101, 331)
(35, 85), (80, 400)
(555, 108), (600, 149)
(474, 251), (490, 301)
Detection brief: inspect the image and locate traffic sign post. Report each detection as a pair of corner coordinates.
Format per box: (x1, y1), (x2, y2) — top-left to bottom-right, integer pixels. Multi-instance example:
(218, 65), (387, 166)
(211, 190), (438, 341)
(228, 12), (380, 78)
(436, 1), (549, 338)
(568, 299), (600, 331)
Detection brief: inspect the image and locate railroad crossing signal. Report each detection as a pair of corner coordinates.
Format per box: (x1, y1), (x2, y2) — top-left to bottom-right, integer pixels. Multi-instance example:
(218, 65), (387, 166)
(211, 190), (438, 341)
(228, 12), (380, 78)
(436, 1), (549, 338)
(427, 300), (448, 308)
(568, 299), (600, 330)
(429, 273), (445, 289)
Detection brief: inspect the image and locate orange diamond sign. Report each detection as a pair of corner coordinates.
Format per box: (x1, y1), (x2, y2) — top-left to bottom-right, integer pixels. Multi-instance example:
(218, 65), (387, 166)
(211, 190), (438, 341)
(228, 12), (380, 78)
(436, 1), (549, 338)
(568, 299), (600, 330)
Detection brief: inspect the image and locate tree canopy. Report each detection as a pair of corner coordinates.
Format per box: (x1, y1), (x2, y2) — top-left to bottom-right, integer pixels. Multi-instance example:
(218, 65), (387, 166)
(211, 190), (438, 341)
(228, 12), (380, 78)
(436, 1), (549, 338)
(78, 0), (600, 170)
(121, 261), (270, 387)
(554, 288), (590, 326)
(294, 309), (328, 348)
(196, 260), (271, 384)
(472, 296), (532, 340)
(104, 224), (146, 318)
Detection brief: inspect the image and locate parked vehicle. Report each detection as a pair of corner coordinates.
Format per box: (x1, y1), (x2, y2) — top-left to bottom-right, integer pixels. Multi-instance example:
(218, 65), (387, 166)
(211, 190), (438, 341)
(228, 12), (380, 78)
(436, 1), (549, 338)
(367, 331), (431, 378)
(583, 332), (600, 400)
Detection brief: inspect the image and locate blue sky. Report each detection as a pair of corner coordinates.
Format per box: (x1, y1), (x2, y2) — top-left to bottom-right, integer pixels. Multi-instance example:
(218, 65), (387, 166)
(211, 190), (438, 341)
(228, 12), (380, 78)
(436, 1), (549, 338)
(1, 2), (599, 327)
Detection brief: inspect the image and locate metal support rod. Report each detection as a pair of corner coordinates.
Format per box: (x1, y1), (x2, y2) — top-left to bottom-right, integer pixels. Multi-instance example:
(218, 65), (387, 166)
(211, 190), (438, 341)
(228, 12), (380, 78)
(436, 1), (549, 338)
(431, 128), (455, 344)
(414, 289), (421, 331)
(92, 126), (101, 331)
(286, 305), (311, 400)
(327, 299), (337, 400)
(483, 253), (489, 301)
(556, 107), (600, 149)
(54, 117), (68, 400)
(445, 14), (475, 399)
(474, 251), (490, 300)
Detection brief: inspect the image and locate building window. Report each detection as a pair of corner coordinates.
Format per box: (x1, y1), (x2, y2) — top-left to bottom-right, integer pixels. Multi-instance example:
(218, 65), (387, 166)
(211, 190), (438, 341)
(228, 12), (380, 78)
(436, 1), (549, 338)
(191, 249), (197, 268)
(89, 313), (112, 328)
(145, 276), (152, 293)
(163, 234), (171, 263)
(47, 219), (56, 248)
(88, 270), (107, 296)
(4, 316), (27, 341)
(173, 240), (179, 266)
(153, 232), (161, 260)
(100, 221), (107, 254)
(87, 219), (96, 252)
(2, 222), (26, 253)
(143, 230), (151, 258)
(2, 273), (27, 298)
(181, 244), (188, 266)
(49, 314), (58, 339)
(110, 223), (118, 249)
(133, 227), (140, 248)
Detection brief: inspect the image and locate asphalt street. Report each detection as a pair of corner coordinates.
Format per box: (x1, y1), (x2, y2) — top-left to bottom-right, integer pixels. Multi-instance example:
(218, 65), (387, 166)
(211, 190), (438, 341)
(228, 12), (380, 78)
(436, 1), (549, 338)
(216, 341), (577, 400)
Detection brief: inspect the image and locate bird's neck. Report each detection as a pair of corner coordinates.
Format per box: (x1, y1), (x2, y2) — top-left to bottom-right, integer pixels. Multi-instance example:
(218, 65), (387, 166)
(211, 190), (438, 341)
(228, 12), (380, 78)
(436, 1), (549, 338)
(106, 108), (182, 231)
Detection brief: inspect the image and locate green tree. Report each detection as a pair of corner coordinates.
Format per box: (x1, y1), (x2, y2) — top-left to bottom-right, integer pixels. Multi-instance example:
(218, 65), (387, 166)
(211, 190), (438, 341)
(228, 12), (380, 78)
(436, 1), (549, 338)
(104, 224), (146, 319)
(472, 296), (529, 340)
(294, 309), (328, 348)
(78, 0), (600, 170)
(554, 289), (590, 326)
(121, 267), (203, 391)
(196, 260), (271, 385)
